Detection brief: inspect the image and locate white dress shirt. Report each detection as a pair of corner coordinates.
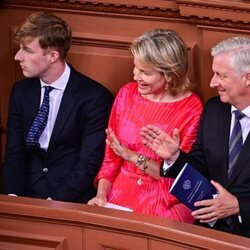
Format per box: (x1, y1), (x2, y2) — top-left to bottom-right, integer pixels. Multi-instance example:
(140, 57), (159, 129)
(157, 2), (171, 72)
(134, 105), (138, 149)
(39, 63), (70, 150)
(230, 105), (250, 143)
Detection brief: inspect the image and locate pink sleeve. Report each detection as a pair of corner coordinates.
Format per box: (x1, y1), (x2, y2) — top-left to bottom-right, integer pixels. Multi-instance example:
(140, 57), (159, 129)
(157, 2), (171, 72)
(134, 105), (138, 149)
(179, 95), (203, 153)
(94, 87), (126, 186)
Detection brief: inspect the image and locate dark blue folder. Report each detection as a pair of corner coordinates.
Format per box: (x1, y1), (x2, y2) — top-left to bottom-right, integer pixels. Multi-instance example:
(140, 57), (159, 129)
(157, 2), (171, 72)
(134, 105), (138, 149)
(170, 163), (218, 211)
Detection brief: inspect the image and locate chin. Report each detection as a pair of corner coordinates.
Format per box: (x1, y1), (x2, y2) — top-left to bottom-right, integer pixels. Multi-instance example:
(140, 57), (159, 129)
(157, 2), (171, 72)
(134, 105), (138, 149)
(219, 95), (229, 104)
(23, 72), (36, 78)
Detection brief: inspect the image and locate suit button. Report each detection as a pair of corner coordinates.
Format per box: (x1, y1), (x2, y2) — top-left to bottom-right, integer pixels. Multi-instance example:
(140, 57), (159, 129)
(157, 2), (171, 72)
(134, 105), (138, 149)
(43, 168), (48, 173)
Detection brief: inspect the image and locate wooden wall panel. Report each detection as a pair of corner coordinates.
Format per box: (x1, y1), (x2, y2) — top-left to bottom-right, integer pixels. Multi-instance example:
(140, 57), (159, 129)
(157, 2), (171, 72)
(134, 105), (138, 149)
(0, 0), (249, 161)
(69, 33), (134, 95)
(0, 229), (66, 250)
(197, 26), (250, 101)
(85, 228), (148, 250)
(1, 195), (250, 250)
(0, 217), (82, 249)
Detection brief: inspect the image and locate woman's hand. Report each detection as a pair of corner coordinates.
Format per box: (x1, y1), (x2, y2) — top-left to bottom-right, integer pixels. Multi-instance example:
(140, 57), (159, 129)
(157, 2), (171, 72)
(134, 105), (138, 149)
(106, 128), (160, 179)
(140, 124), (180, 161)
(106, 128), (137, 162)
(87, 193), (107, 206)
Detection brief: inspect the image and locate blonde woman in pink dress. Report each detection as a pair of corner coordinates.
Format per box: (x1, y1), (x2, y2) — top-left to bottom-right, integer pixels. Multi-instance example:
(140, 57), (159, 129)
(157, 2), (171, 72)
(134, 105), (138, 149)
(88, 29), (203, 223)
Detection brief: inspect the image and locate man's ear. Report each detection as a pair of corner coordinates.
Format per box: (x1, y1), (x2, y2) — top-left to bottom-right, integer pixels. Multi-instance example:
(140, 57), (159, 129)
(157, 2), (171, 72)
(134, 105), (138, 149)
(50, 50), (60, 63)
(245, 72), (250, 87)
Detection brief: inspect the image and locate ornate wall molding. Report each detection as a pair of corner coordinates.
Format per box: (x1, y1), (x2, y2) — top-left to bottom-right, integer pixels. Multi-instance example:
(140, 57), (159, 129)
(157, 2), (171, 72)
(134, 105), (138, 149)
(1, 0), (181, 20)
(176, 0), (250, 12)
(2, 0), (249, 29)
(176, 0), (250, 29)
(72, 33), (131, 50)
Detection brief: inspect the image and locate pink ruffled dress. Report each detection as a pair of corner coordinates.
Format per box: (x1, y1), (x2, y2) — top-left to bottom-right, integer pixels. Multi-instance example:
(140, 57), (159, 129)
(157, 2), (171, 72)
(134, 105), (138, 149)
(95, 82), (203, 223)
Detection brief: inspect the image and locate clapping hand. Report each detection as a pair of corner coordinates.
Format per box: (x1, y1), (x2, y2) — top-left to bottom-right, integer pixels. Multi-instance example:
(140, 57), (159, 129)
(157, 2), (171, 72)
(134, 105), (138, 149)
(140, 124), (180, 161)
(106, 128), (134, 161)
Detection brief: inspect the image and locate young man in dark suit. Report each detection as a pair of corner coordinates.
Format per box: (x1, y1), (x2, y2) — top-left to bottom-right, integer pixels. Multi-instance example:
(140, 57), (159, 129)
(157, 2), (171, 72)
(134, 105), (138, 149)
(141, 36), (250, 237)
(2, 12), (113, 203)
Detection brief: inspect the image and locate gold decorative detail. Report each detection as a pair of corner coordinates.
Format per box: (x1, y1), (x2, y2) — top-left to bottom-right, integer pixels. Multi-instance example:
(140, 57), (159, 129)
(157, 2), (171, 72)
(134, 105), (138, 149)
(137, 178), (142, 185)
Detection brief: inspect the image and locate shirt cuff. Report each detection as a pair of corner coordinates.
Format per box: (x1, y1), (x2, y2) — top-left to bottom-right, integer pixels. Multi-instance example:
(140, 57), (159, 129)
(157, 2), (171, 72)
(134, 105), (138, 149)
(163, 160), (175, 175)
(238, 215), (242, 223)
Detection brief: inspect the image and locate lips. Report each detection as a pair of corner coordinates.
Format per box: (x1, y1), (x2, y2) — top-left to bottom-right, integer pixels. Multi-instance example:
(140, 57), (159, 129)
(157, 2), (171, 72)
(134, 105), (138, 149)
(217, 89), (225, 93)
(138, 83), (148, 89)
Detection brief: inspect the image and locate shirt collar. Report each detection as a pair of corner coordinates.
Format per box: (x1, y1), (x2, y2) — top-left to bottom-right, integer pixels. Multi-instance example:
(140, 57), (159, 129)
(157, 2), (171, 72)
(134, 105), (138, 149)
(40, 63), (70, 91)
(231, 105), (250, 118)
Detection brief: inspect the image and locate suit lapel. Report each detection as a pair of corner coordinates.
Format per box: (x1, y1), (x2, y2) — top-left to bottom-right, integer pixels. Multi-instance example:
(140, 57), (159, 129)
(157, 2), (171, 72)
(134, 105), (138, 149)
(47, 70), (78, 151)
(215, 103), (232, 185)
(25, 79), (41, 132)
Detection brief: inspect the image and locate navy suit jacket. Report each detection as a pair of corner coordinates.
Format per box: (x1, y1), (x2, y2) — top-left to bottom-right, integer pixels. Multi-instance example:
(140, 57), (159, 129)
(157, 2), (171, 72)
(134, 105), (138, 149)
(3, 65), (113, 203)
(163, 96), (250, 237)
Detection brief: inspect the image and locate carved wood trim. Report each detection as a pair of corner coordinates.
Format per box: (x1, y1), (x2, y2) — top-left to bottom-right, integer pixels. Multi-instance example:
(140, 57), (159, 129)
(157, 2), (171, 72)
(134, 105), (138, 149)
(176, 0), (250, 28)
(0, 229), (66, 250)
(176, 0), (250, 11)
(72, 32), (131, 50)
(1, 195), (250, 249)
(1, 0), (181, 19)
(2, 0), (249, 29)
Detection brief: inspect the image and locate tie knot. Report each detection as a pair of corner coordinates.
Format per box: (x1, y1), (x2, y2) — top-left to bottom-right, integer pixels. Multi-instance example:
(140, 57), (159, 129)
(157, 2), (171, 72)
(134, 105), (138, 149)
(44, 86), (54, 94)
(233, 110), (245, 121)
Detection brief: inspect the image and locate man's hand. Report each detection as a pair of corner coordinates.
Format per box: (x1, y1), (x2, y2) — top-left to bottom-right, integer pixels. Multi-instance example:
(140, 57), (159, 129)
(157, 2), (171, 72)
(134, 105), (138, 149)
(192, 180), (240, 223)
(140, 124), (180, 161)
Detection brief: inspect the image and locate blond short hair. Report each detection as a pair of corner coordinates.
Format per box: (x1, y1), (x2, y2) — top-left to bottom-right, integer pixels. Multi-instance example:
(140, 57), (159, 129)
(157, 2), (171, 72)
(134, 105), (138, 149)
(14, 12), (72, 60)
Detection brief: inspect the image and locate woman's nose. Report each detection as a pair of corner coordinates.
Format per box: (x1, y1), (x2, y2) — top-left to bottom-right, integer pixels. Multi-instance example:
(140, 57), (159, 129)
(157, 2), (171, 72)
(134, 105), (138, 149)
(133, 69), (141, 81)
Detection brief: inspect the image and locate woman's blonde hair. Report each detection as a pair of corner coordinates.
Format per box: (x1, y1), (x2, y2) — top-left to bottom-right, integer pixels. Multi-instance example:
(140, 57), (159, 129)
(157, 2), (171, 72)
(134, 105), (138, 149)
(131, 29), (191, 96)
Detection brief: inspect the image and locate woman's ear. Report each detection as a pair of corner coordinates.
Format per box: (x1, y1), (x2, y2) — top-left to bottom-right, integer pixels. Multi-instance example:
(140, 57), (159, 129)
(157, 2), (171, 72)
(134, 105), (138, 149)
(165, 73), (174, 83)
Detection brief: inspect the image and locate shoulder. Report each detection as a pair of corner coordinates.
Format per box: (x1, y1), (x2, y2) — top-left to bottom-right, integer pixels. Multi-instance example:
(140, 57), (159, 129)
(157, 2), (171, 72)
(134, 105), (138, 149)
(69, 65), (113, 98)
(203, 96), (231, 117)
(205, 96), (228, 110)
(205, 96), (221, 106)
(115, 82), (138, 99)
(11, 78), (40, 96)
(179, 92), (203, 113)
(13, 78), (39, 89)
(188, 92), (203, 106)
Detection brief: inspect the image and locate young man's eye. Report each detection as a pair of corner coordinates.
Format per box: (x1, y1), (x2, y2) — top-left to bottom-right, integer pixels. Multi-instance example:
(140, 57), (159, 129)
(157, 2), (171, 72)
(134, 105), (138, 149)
(24, 47), (32, 53)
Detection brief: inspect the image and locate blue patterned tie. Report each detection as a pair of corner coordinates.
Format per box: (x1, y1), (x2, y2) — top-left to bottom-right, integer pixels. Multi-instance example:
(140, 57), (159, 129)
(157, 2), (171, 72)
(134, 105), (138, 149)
(26, 86), (53, 147)
(228, 110), (245, 178)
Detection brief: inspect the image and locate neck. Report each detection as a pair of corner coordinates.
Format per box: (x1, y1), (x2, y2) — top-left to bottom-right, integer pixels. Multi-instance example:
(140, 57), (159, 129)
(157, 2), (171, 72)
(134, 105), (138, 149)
(41, 61), (66, 84)
(143, 91), (191, 103)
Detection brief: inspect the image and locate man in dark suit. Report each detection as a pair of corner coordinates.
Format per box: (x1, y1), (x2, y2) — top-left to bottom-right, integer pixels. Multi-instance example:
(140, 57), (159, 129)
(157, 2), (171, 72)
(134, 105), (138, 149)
(141, 36), (250, 237)
(2, 12), (113, 203)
